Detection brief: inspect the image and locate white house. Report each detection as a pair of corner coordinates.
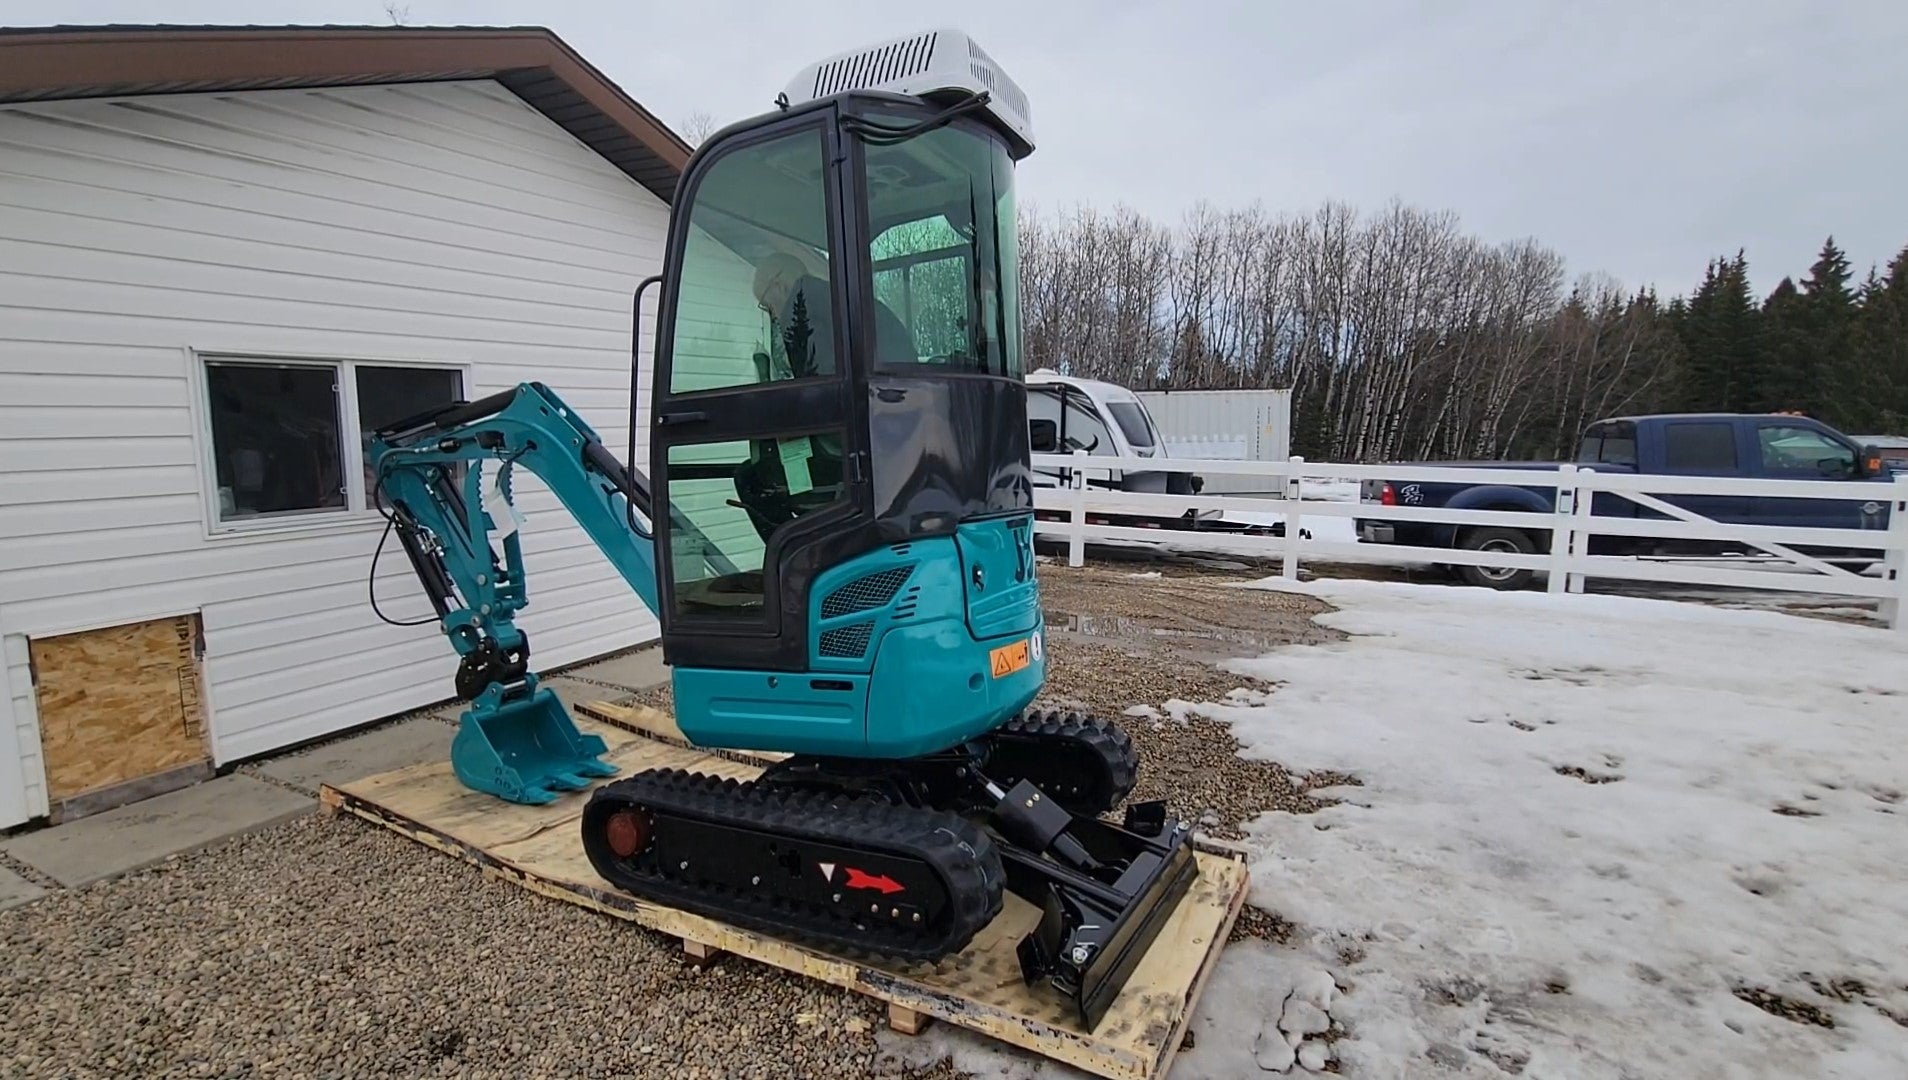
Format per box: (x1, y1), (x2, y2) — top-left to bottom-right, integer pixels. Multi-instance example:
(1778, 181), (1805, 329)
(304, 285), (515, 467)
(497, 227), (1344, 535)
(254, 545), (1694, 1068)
(0, 25), (691, 827)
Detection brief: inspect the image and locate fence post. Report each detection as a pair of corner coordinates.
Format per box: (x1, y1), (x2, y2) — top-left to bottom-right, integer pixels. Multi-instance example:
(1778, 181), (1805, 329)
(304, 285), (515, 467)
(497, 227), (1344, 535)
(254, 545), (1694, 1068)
(1882, 475), (1908, 634)
(1067, 448), (1087, 569)
(1282, 456), (1305, 582)
(1548, 464), (1576, 595)
(1569, 467), (1596, 594)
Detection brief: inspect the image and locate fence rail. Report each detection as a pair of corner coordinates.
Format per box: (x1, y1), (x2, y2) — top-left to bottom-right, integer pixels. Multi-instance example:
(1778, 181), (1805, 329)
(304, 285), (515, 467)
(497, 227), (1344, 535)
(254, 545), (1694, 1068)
(1031, 451), (1908, 633)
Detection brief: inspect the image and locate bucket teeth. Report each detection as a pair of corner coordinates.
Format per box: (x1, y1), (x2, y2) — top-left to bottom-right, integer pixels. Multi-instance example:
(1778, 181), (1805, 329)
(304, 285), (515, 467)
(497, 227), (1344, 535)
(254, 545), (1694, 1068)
(543, 770), (595, 792)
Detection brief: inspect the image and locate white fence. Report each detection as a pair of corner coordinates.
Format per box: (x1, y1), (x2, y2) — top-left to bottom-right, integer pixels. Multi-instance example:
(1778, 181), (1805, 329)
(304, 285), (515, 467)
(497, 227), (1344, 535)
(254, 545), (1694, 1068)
(1031, 451), (1908, 633)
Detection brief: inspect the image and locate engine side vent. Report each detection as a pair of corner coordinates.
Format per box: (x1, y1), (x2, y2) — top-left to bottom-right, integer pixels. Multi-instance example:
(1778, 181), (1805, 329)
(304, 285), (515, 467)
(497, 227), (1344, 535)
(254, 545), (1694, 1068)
(820, 566), (915, 620)
(892, 584), (923, 622)
(819, 622), (874, 658)
(813, 31), (938, 98)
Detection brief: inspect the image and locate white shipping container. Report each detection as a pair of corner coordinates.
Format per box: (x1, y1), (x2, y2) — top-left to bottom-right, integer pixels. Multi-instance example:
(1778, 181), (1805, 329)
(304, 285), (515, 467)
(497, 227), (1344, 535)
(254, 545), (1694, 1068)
(1133, 388), (1293, 494)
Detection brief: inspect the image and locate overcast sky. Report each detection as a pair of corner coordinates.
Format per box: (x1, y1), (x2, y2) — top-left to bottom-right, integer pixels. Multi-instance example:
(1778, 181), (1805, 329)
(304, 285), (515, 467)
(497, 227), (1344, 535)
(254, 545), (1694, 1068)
(13, 1), (1907, 298)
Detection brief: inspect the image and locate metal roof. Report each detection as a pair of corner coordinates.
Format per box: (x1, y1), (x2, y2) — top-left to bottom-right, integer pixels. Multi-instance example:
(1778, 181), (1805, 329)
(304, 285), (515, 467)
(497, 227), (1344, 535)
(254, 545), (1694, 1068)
(0, 24), (691, 202)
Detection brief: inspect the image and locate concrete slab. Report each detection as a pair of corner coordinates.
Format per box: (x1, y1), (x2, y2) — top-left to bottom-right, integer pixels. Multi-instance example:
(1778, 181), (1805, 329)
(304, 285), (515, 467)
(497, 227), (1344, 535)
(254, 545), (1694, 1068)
(0, 775), (312, 888)
(560, 646), (668, 691)
(0, 864), (45, 911)
(255, 716), (453, 793)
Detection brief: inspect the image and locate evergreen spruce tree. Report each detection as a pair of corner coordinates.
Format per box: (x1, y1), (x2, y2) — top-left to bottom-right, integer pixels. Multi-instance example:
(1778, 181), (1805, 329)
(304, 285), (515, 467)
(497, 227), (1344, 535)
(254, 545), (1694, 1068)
(1796, 237), (1859, 425)
(1759, 276), (1808, 413)
(1853, 244), (1908, 431)
(1676, 252), (1760, 410)
(1672, 259), (1719, 408)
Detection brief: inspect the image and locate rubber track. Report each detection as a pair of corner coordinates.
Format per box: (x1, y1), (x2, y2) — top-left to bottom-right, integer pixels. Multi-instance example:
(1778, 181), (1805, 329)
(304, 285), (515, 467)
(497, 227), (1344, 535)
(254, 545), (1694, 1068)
(987, 708), (1139, 814)
(582, 768), (1004, 964)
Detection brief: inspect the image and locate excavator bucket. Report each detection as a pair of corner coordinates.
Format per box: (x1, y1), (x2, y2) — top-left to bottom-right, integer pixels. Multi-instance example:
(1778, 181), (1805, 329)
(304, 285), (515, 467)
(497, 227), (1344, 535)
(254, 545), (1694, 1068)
(449, 685), (619, 805)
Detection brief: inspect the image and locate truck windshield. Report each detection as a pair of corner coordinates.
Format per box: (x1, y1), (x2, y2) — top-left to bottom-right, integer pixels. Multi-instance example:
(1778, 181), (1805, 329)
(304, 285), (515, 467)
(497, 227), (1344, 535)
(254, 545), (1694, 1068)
(865, 119), (1020, 378)
(1106, 401), (1157, 448)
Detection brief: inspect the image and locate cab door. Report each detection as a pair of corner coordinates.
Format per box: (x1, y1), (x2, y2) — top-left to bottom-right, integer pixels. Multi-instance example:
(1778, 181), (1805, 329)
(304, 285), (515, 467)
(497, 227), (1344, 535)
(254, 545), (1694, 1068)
(650, 113), (872, 672)
(1650, 419), (1751, 526)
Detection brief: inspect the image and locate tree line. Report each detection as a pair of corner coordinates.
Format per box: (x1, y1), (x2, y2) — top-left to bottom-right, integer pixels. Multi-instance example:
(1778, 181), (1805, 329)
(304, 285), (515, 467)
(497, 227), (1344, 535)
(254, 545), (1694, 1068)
(1016, 199), (1908, 462)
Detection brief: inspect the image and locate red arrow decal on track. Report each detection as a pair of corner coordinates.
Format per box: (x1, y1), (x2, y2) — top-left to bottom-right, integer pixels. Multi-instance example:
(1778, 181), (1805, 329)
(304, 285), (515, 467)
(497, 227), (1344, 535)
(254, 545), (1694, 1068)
(842, 867), (905, 894)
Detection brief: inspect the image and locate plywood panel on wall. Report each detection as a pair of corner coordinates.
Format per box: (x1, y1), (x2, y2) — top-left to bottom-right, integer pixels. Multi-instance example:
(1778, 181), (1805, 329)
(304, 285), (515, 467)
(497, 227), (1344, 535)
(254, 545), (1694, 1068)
(30, 614), (208, 799)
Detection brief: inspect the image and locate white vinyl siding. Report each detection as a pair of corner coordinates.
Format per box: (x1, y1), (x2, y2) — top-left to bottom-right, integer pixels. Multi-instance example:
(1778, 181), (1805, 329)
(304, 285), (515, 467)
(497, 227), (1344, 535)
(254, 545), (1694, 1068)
(0, 80), (669, 822)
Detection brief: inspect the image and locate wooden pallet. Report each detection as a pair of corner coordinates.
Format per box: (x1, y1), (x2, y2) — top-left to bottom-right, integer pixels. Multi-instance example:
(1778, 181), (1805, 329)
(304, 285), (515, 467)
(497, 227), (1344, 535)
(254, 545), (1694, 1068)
(319, 705), (1250, 1080)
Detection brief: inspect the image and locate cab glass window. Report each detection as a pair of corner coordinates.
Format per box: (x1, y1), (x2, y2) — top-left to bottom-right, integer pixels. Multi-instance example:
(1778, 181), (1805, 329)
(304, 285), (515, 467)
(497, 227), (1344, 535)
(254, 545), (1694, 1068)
(864, 122), (1020, 377)
(1758, 425), (1856, 478)
(669, 127), (836, 395)
(1106, 401), (1157, 448)
(1662, 422), (1737, 472)
(1578, 422), (1637, 467)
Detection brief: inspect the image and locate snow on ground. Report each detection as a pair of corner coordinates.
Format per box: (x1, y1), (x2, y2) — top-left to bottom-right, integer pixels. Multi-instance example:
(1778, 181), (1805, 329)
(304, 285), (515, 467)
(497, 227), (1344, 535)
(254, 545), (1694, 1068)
(894, 578), (1906, 1079)
(1180, 579), (1908, 1079)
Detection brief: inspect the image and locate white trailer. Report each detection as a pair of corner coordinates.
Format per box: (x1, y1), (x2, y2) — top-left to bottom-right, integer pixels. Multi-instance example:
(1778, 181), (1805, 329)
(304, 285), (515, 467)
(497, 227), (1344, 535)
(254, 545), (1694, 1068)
(1132, 387), (1292, 495)
(1023, 369), (1281, 539)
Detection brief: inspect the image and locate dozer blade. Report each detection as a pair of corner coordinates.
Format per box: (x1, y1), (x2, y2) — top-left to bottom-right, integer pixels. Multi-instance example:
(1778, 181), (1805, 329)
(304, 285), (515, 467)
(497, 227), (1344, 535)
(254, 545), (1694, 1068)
(993, 784), (1201, 1031)
(450, 685), (618, 805)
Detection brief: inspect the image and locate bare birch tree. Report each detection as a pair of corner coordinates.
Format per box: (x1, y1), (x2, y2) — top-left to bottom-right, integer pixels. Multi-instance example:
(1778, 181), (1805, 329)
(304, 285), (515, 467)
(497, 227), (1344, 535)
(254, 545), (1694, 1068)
(1017, 197), (1685, 461)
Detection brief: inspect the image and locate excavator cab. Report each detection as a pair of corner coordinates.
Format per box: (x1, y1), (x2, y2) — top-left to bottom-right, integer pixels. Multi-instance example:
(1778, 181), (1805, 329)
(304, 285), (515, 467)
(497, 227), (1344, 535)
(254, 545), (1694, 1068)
(367, 28), (1197, 1032)
(645, 59), (1042, 760)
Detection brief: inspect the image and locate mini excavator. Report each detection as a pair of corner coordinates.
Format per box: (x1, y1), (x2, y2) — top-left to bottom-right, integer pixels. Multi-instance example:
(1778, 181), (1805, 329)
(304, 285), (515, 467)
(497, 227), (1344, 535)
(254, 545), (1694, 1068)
(365, 28), (1196, 1030)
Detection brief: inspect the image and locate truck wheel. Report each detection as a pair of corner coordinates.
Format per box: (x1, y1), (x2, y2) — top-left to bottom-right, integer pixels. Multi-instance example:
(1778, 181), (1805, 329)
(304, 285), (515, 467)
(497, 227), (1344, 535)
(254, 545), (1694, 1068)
(1455, 527), (1539, 590)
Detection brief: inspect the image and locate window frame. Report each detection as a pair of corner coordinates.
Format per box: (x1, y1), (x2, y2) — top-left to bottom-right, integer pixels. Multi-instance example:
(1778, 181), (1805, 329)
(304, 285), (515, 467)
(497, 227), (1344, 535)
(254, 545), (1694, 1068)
(187, 349), (473, 541)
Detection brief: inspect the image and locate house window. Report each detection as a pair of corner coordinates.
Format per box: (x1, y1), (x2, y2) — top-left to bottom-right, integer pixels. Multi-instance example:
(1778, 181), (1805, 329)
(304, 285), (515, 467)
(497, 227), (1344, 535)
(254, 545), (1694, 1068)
(355, 365), (467, 501)
(201, 356), (466, 530)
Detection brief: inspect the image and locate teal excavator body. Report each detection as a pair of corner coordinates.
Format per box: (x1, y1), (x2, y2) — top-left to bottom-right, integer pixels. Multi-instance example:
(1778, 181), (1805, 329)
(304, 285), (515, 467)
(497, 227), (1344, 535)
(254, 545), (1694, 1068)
(364, 28), (1195, 1034)
(367, 382), (1046, 801)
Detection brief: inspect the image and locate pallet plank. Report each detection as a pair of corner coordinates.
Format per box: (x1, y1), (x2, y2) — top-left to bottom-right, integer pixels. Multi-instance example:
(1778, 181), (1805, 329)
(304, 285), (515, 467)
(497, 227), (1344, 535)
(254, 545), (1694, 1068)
(323, 716), (1249, 1080)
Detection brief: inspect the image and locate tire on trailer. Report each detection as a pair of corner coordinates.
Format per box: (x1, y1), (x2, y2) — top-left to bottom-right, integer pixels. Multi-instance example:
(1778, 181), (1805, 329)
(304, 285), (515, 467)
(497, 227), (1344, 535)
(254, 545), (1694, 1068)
(1454, 526), (1542, 590)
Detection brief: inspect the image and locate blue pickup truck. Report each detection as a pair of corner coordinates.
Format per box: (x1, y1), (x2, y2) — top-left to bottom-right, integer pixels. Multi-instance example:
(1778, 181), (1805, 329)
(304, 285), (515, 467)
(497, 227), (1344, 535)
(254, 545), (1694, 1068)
(1353, 413), (1898, 589)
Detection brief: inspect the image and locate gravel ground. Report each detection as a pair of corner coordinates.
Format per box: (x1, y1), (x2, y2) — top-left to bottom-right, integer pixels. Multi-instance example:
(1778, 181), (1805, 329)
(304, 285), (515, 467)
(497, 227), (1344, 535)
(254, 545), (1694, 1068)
(1, 560), (1344, 1078)
(0, 815), (966, 1080)
(1034, 564), (1355, 842)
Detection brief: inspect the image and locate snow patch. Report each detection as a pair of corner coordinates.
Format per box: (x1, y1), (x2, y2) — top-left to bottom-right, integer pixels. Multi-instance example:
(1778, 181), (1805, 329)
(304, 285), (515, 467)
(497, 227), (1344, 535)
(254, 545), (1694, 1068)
(1183, 577), (1908, 1078)
(1177, 942), (1341, 1076)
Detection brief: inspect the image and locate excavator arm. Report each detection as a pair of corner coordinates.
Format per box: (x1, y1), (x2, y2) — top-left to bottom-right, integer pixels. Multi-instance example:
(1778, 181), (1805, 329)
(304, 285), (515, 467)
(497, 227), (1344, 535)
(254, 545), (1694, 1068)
(367, 380), (705, 803)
